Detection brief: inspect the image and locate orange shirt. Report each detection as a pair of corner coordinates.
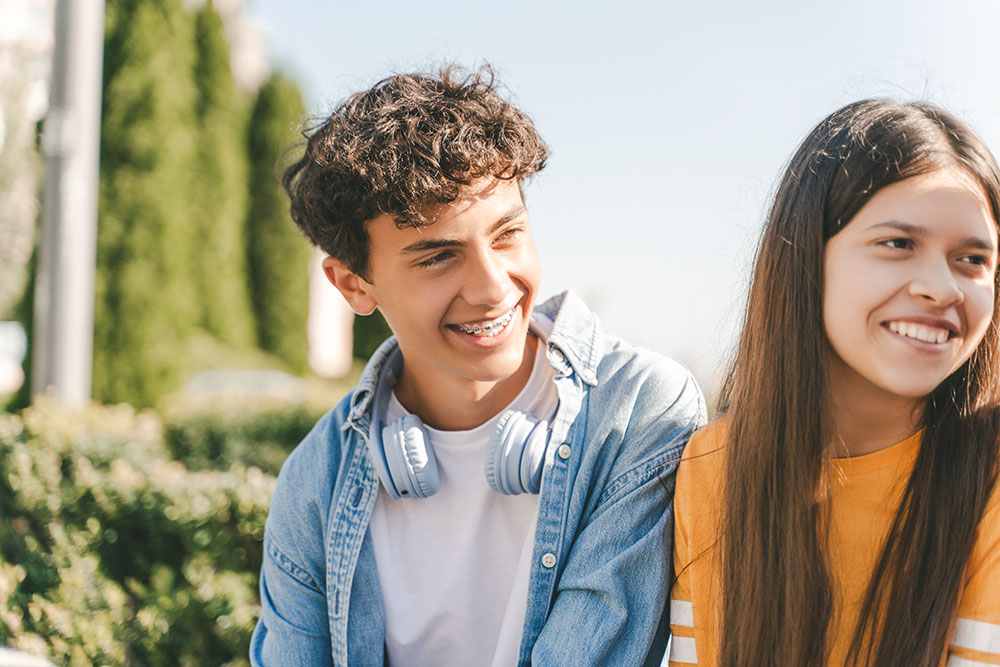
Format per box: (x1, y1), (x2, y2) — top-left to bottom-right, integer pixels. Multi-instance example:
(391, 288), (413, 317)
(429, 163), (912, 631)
(669, 419), (1000, 667)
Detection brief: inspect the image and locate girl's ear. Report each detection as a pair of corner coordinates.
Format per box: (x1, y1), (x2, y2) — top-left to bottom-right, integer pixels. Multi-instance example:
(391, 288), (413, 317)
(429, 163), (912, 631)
(322, 256), (377, 316)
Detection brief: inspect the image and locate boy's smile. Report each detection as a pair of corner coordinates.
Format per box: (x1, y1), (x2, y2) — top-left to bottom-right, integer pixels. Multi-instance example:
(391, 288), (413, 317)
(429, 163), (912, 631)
(324, 177), (541, 429)
(448, 305), (516, 337)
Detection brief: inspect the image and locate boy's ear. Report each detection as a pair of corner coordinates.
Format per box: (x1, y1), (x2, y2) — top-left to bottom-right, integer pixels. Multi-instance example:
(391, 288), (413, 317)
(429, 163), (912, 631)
(322, 256), (377, 316)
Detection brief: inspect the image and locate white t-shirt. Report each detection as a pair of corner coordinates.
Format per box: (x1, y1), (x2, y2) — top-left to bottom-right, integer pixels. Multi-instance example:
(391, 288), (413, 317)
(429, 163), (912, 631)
(369, 331), (558, 667)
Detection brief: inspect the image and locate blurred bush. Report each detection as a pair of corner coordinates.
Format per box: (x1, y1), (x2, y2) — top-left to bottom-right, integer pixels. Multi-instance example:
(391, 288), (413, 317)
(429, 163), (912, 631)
(0, 399), (278, 666)
(163, 403), (318, 476)
(353, 310), (393, 362)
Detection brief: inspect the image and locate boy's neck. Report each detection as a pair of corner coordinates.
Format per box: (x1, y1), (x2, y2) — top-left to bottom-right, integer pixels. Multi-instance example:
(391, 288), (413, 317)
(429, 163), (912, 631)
(394, 335), (540, 431)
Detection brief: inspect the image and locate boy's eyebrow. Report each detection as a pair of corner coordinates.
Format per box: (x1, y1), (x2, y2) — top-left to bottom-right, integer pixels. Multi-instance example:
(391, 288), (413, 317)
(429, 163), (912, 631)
(400, 205), (528, 254)
(871, 220), (997, 251)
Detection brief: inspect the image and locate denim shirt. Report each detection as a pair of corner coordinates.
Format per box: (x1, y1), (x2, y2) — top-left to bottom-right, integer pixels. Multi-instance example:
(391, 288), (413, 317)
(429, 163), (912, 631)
(250, 291), (706, 666)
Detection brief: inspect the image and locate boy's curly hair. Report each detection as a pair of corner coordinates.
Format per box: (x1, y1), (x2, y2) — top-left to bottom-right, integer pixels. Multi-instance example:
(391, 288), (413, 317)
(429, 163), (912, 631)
(282, 64), (549, 278)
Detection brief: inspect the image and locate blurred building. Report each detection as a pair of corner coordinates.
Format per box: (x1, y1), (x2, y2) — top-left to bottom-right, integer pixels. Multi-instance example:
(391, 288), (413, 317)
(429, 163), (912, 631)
(308, 249), (355, 378)
(0, 0), (53, 397)
(0, 0), (53, 317)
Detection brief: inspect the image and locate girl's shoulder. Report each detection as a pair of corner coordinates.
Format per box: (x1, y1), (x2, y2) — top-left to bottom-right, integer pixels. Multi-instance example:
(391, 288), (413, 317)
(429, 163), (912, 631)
(984, 465), (1000, 523)
(677, 417), (729, 505)
(682, 416), (729, 462)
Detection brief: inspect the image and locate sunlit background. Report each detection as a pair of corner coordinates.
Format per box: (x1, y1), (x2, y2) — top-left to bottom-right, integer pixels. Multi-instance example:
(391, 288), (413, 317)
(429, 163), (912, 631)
(1, 1), (999, 664)
(247, 0), (1000, 397)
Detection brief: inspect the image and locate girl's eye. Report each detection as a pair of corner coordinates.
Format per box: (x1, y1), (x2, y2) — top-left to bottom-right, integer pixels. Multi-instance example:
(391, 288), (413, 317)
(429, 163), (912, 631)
(959, 253), (991, 267)
(879, 237), (913, 250)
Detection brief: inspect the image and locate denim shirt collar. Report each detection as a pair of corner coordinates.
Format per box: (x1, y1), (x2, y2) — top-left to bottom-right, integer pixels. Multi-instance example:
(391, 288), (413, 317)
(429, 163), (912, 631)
(344, 290), (600, 437)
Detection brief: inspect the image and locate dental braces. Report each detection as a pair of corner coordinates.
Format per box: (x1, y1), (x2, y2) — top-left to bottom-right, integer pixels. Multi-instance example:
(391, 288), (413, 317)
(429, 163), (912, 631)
(455, 309), (514, 335)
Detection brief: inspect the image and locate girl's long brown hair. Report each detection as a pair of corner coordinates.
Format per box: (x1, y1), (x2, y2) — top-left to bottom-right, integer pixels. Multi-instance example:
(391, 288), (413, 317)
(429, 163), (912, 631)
(719, 100), (1000, 667)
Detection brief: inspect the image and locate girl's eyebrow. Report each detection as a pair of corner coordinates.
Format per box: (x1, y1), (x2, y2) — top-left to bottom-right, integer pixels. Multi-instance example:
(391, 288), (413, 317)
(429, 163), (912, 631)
(869, 220), (925, 236)
(870, 220), (997, 252)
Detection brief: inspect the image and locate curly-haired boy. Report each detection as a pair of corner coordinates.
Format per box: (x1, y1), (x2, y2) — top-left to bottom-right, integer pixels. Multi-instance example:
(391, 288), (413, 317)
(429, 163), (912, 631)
(250, 65), (706, 667)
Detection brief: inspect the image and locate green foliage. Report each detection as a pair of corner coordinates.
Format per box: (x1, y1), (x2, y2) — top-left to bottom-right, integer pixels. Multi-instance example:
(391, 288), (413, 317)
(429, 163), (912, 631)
(163, 404), (318, 475)
(245, 74), (310, 372)
(190, 5), (255, 350)
(353, 310), (393, 360)
(0, 399), (275, 666)
(95, 0), (201, 407)
(94, 0), (317, 407)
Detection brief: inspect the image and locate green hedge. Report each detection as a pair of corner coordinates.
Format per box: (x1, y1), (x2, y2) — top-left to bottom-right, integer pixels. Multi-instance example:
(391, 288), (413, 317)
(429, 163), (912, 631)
(163, 404), (318, 476)
(0, 399), (277, 666)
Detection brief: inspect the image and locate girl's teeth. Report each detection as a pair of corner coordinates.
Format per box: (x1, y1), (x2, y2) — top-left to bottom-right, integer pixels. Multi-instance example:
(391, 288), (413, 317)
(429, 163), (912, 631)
(888, 321), (949, 344)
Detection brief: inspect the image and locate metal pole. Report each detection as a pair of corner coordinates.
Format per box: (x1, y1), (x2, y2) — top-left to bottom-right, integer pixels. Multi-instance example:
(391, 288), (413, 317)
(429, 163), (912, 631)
(33, 0), (105, 405)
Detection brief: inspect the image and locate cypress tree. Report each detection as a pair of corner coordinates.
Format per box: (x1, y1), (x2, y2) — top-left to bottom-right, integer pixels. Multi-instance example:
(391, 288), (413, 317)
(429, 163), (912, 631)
(245, 74), (310, 372)
(95, 0), (200, 407)
(189, 4), (255, 349)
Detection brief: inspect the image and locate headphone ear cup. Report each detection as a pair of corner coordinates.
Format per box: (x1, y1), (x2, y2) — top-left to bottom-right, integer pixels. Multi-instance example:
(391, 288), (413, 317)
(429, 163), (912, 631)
(485, 411), (516, 494)
(383, 415), (440, 498)
(486, 410), (549, 495)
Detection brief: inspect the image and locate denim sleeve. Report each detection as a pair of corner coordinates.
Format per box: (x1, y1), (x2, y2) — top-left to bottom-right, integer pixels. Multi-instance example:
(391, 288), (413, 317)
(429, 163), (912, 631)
(250, 532), (333, 667)
(249, 422), (336, 667)
(531, 363), (706, 666)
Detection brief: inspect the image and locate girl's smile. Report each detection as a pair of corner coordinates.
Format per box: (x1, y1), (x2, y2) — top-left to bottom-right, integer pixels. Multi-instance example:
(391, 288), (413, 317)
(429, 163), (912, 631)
(823, 167), (998, 406)
(884, 318), (955, 345)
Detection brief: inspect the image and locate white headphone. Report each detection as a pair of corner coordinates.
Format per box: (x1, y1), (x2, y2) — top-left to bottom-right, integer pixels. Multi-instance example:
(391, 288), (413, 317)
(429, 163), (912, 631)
(366, 347), (552, 499)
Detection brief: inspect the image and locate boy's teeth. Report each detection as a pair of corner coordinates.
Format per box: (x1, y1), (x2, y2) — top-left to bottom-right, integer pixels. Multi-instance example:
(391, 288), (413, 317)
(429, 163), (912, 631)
(455, 308), (515, 337)
(887, 320), (950, 344)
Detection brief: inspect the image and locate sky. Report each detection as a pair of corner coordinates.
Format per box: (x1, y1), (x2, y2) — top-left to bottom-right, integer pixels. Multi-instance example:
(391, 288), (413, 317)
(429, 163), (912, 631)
(244, 0), (1000, 398)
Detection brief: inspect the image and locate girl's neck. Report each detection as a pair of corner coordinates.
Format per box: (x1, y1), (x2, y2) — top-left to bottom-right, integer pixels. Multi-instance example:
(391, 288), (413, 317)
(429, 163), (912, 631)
(827, 358), (924, 458)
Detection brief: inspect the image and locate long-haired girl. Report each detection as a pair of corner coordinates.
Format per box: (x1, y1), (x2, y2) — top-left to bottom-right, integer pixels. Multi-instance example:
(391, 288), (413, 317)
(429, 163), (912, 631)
(669, 100), (1000, 667)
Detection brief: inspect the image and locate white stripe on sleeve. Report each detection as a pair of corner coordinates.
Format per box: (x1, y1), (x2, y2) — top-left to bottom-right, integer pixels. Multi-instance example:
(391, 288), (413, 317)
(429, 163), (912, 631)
(947, 656), (994, 667)
(952, 618), (1000, 654)
(668, 636), (698, 664)
(670, 600), (694, 627)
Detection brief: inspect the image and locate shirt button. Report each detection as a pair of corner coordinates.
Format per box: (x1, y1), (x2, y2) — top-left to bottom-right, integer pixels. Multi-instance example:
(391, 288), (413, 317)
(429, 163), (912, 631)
(541, 553), (557, 568)
(550, 347), (566, 363)
(557, 444), (571, 460)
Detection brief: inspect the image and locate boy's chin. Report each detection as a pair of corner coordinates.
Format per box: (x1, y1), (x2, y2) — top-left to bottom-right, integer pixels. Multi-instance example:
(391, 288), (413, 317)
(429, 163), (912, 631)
(459, 338), (534, 381)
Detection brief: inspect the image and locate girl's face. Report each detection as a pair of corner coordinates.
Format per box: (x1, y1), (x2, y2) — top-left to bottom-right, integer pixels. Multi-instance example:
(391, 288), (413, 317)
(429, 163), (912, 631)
(823, 167), (998, 403)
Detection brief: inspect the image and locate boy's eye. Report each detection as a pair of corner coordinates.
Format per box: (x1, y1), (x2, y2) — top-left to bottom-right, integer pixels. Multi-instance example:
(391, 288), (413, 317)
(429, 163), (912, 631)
(418, 252), (453, 268)
(495, 227), (522, 243)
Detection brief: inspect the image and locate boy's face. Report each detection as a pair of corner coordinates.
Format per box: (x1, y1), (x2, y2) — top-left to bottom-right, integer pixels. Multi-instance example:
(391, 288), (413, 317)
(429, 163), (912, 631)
(330, 178), (541, 398)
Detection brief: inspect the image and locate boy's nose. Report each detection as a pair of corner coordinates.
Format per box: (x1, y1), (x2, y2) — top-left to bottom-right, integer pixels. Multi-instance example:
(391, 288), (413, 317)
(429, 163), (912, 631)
(463, 250), (513, 307)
